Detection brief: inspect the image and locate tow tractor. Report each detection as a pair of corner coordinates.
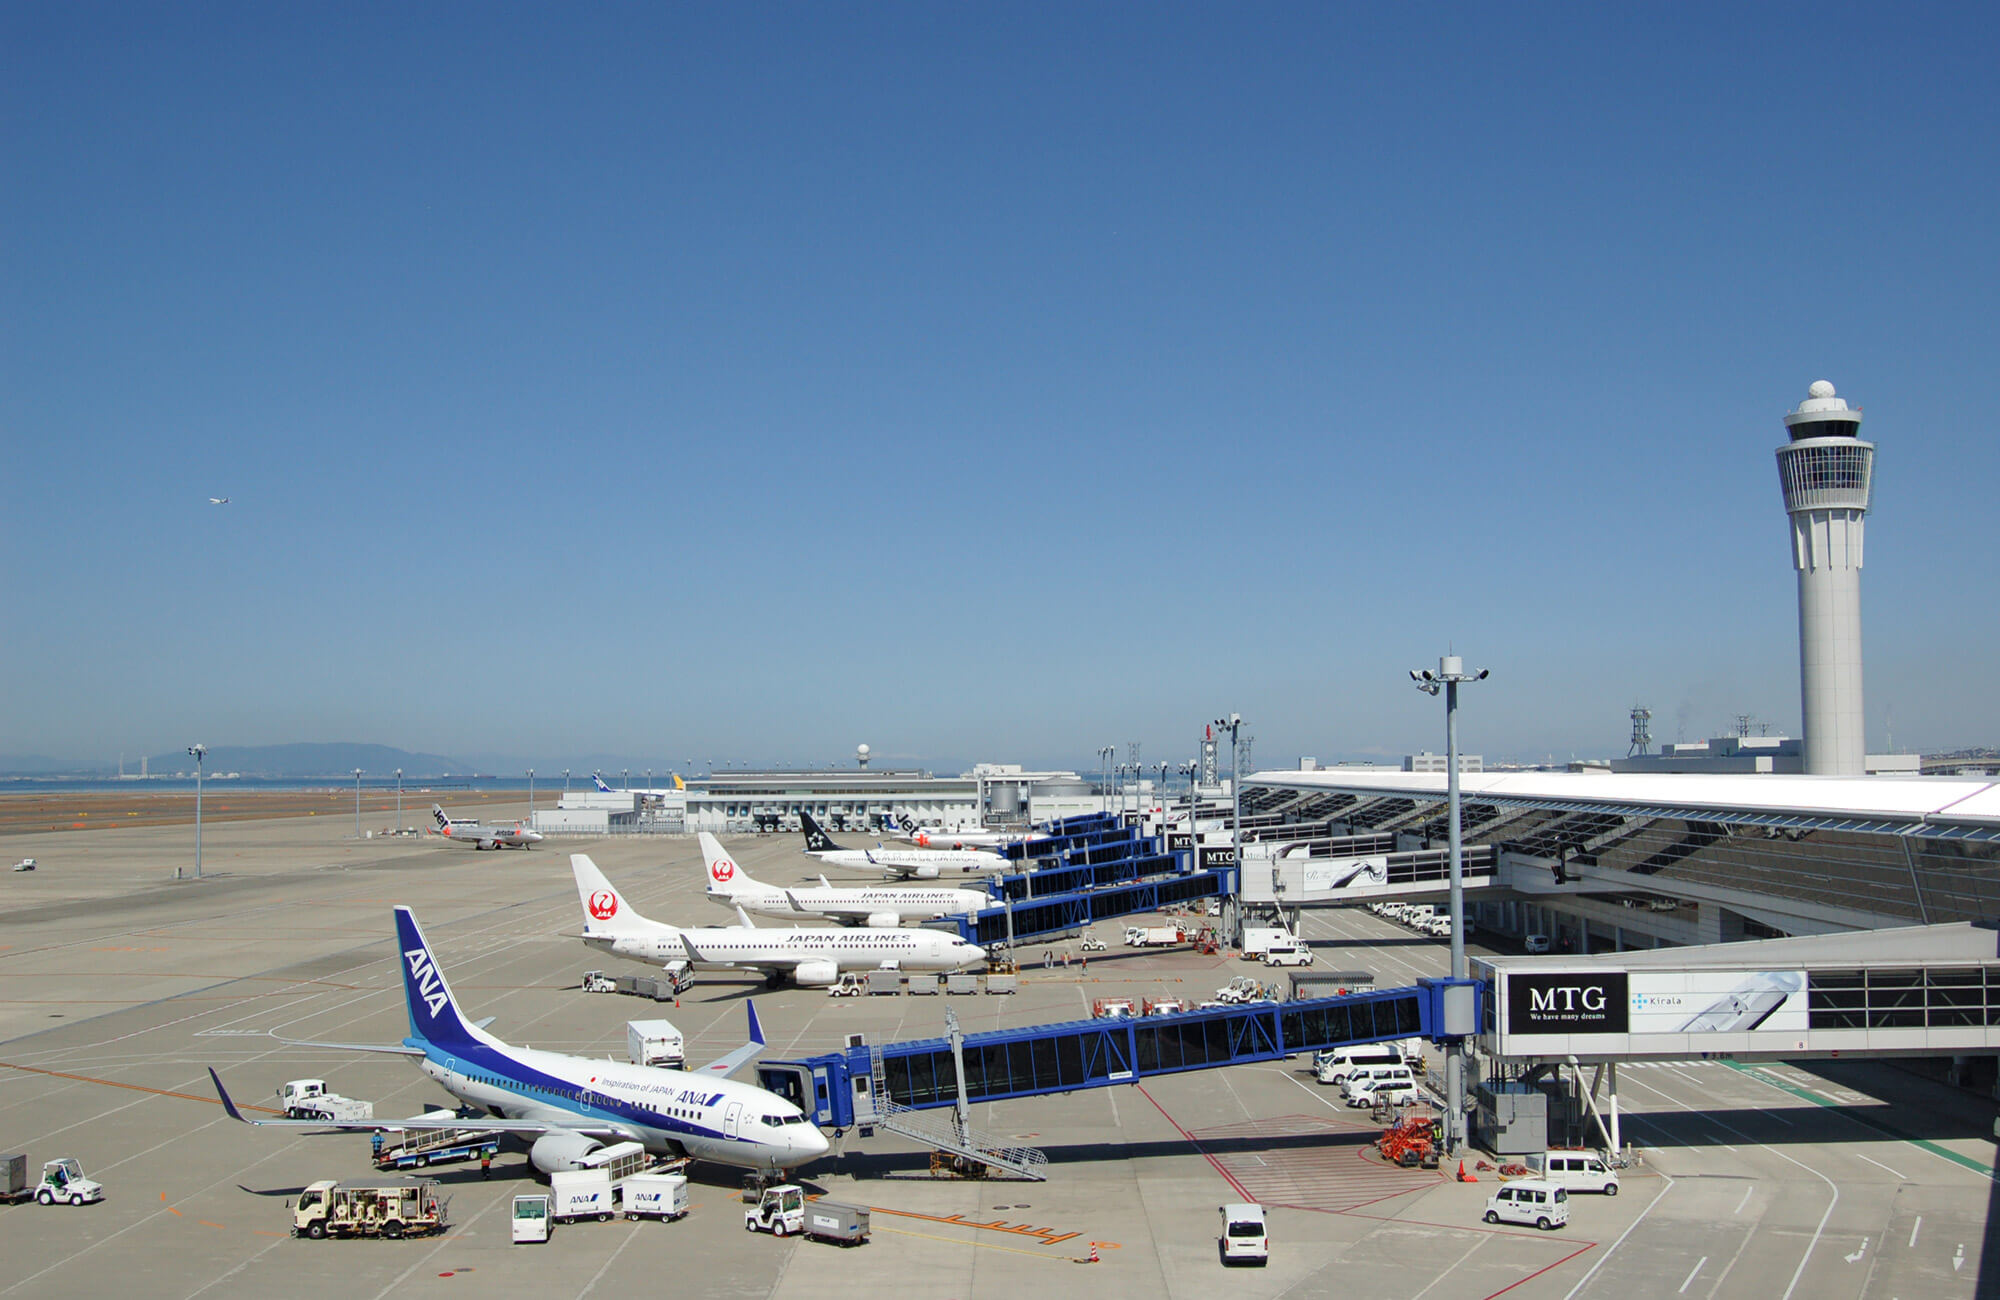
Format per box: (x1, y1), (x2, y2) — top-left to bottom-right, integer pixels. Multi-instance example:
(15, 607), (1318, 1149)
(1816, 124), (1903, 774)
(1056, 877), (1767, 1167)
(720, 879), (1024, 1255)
(278, 1079), (373, 1122)
(744, 1184), (806, 1236)
(827, 972), (867, 997)
(3, 1157), (103, 1206)
(1079, 936), (1107, 953)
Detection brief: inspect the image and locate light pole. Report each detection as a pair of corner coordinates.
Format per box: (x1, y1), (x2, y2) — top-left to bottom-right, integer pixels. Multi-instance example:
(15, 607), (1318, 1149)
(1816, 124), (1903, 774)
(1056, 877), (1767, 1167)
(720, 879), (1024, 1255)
(1211, 713), (1243, 870)
(1097, 746), (1115, 814)
(1154, 761), (1169, 817)
(395, 768), (404, 832)
(352, 768), (364, 839)
(187, 744), (206, 880)
(563, 768), (572, 795)
(527, 769), (535, 818)
(1412, 654), (1487, 1157)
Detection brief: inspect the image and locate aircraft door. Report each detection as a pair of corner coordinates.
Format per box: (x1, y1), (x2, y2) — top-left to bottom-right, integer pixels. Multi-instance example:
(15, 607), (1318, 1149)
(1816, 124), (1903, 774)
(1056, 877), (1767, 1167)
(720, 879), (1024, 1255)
(724, 1100), (743, 1140)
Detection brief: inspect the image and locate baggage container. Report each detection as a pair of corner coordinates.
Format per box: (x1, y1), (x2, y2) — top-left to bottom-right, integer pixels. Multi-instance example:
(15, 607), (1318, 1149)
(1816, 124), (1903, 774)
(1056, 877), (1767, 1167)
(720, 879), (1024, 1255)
(985, 972), (1017, 994)
(549, 1170), (616, 1223)
(866, 969), (902, 995)
(803, 1200), (870, 1245)
(945, 973), (979, 995)
(0, 1153), (26, 1205)
(621, 1172), (689, 1221)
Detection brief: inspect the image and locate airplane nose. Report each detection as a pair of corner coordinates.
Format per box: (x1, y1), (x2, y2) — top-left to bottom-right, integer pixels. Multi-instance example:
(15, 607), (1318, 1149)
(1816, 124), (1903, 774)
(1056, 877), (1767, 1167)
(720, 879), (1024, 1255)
(964, 944), (988, 966)
(801, 1126), (830, 1157)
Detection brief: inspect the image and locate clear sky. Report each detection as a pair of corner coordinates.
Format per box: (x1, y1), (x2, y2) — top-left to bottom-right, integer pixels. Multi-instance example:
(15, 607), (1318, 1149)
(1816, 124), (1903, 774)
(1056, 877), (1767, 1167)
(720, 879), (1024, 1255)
(5, 3), (1997, 775)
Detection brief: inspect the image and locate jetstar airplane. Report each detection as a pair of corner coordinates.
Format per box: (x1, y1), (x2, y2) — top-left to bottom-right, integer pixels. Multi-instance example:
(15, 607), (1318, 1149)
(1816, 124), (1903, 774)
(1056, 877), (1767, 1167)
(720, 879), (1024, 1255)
(431, 803), (543, 850)
(891, 813), (1028, 851)
(798, 811), (1007, 879)
(574, 852), (985, 986)
(700, 832), (989, 928)
(207, 907), (826, 1178)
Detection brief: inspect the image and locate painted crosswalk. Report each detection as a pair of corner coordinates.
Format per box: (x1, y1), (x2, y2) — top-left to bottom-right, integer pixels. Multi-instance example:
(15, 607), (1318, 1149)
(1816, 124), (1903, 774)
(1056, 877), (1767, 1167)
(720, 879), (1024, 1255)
(1184, 1112), (1442, 1212)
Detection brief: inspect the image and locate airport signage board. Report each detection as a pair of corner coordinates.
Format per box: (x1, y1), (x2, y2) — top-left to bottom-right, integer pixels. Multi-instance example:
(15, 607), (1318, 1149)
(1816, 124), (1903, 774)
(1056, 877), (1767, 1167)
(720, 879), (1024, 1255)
(1492, 966), (1811, 1057)
(1167, 833), (1194, 851)
(1199, 846), (1237, 869)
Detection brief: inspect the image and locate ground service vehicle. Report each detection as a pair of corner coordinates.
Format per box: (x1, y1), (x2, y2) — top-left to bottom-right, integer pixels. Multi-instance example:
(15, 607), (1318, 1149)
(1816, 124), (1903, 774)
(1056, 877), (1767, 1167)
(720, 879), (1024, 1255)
(1079, 936), (1107, 952)
(626, 1019), (685, 1068)
(35, 1158), (104, 1206)
(1314, 1045), (1403, 1085)
(549, 1169), (616, 1223)
(802, 1200), (869, 1245)
(622, 1172), (689, 1221)
(372, 1122), (501, 1171)
(580, 970), (617, 993)
(1262, 940), (1314, 967)
(745, 1184), (807, 1236)
(1536, 1150), (1621, 1195)
(1525, 934), (1552, 954)
(1240, 928), (1292, 959)
(1346, 1076), (1422, 1108)
(1485, 1179), (1568, 1229)
(13, 858), (34, 872)
(293, 1179), (446, 1239)
(1127, 926), (1182, 947)
(828, 972), (866, 996)
(511, 1194), (552, 1243)
(277, 1079), (373, 1122)
(1219, 1202), (1269, 1266)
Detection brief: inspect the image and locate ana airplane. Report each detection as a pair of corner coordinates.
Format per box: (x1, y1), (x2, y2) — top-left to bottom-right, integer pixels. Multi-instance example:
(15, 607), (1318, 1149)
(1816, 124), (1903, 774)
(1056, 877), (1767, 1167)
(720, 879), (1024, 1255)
(431, 803), (544, 850)
(208, 496), (230, 505)
(574, 853), (986, 986)
(799, 811), (1007, 879)
(891, 813), (1028, 852)
(700, 832), (989, 928)
(207, 906), (826, 1178)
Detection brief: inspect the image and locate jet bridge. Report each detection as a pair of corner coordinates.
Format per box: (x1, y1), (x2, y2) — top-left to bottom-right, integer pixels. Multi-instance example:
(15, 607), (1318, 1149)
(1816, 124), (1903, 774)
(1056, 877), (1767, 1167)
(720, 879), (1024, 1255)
(937, 869), (1236, 948)
(757, 978), (1481, 1144)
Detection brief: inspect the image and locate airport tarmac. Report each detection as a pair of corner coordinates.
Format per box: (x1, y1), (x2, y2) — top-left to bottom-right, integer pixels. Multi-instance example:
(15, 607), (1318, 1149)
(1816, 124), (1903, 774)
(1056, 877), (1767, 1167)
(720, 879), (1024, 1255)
(1, 807), (1995, 1298)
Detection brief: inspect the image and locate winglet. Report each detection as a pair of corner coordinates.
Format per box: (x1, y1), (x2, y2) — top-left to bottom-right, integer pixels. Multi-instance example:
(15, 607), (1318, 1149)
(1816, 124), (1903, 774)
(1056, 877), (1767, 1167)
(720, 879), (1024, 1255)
(746, 998), (764, 1046)
(209, 1067), (249, 1122)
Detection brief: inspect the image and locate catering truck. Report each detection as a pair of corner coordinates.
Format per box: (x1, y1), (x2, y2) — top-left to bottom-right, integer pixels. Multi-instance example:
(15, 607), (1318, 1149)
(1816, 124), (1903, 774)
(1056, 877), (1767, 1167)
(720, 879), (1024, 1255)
(292, 1178), (447, 1239)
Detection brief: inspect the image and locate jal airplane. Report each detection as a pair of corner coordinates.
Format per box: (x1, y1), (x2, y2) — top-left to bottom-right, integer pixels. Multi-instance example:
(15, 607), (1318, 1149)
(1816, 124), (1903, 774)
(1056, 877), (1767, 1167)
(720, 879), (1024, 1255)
(432, 803), (544, 850)
(700, 832), (989, 927)
(798, 811), (1007, 879)
(574, 853), (985, 986)
(207, 906), (826, 1178)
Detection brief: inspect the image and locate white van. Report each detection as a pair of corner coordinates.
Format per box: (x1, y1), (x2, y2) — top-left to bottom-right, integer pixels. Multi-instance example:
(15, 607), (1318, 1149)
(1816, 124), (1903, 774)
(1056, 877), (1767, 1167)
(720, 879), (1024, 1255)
(1484, 1179), (1568, 1229)
(1262, 940), (1314, 967)
(1314, 1045), (1402, 1086)
(1218, 1202), (1269, 1266)
(1341, 1063), (1416, 1105)
(1539, 1151), (1620, 1196)
(1345, 1074), (1421, 1108)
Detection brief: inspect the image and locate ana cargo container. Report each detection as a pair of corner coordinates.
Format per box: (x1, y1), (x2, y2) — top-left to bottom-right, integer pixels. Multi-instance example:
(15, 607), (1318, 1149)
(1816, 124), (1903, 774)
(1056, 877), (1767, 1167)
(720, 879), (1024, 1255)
(621, 1172), (689, 1221)
(548, 1170), (616, 1223)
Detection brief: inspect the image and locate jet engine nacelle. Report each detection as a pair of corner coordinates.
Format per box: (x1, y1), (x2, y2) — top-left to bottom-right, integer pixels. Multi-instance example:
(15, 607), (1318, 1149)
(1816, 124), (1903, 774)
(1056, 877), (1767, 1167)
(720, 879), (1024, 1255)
(529, 1131), (604, 1174)
(792, 958), (839, 987)
(865, 911), (901, 929)
(907, 865), (941, 880)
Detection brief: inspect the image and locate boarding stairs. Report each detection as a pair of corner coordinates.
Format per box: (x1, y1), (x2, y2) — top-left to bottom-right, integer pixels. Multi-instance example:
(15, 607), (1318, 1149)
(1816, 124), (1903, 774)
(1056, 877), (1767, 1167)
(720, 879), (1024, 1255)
(866, 1037), (1049, 1181)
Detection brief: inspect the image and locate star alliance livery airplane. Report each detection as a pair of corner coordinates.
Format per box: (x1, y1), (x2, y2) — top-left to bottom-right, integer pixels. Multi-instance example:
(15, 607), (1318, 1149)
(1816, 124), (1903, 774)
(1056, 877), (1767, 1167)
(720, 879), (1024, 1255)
(798, 811), (1007, 879)
(431, 803), (544, 850)
(208, 906), (826, 1178)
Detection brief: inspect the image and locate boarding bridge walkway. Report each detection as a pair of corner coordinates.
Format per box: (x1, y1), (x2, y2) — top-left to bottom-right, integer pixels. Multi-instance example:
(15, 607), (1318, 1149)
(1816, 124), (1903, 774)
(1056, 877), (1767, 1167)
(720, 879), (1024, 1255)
(938, 869), (1235, 948)
(758, 979), (1480, 1176)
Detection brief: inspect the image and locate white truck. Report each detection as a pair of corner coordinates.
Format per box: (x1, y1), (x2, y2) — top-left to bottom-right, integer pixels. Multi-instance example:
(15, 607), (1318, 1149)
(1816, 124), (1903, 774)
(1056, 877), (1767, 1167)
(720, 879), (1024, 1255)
(744, 1183), (807, 1236)
(1126, 925), (1183, 947)
(278, 1079), (373, 1122)
(293, 1178), (447, 1239)
(17, 1157), (103, 1206)
(1240, 927), (1293, 960)
(511, 1193), (553, 1243)
(626, 1019), (685, 1069)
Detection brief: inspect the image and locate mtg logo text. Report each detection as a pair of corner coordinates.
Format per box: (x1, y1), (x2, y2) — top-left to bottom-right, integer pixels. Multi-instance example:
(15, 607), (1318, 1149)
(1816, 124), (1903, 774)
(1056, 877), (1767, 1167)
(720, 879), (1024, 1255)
(1507, 971), (1629, 1035)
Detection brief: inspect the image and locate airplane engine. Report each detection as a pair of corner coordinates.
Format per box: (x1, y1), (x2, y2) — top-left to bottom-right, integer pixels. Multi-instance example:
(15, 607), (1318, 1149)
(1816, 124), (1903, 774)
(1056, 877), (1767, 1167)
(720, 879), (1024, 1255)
(864, 911), (901, 929)
(792, 959), (839, 987)
(908, 866), (941, 880)
(529, 1131), (604, 1174)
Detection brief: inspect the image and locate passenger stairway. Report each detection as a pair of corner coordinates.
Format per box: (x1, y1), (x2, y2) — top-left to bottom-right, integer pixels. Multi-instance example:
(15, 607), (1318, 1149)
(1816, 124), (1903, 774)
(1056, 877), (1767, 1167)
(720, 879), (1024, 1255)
(861, 1030), (1050, 1180)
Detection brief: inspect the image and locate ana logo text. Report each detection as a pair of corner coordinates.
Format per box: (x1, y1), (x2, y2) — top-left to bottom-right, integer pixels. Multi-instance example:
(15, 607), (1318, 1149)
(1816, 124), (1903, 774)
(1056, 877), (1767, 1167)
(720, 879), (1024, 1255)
(588, 890), (618, 920)
(403, 947), (449, 1019)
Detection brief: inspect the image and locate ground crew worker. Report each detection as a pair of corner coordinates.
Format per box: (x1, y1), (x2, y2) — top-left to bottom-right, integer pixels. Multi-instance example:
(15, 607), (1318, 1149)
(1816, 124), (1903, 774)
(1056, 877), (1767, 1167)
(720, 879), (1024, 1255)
(480, 1151), (492, 1179)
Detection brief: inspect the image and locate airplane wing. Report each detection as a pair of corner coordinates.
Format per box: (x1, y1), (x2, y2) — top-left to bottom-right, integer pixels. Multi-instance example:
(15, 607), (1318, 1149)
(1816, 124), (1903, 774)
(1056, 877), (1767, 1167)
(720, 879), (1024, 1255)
(691, 1002), (765, 1079)
(207, 1069), (626, 1139)
(269, 1036), (427, 1057)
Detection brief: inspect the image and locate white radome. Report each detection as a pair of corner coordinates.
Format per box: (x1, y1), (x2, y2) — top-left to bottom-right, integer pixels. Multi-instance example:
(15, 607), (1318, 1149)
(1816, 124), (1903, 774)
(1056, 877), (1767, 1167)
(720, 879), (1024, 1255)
(1809, 379), (1836, 399)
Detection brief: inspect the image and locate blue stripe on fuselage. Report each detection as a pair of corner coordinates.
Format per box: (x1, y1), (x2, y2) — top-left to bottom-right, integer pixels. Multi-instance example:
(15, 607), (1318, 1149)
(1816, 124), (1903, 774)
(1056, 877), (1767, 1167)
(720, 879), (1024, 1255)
(412, 1039), (738, 1146)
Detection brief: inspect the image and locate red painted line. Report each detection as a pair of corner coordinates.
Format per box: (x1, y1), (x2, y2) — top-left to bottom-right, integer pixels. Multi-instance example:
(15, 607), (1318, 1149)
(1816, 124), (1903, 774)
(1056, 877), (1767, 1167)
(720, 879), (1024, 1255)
(0, 1061), (281, 1113)
(1135, 1084), (1252, 1200)
(1480, 1241), (1598, 1299)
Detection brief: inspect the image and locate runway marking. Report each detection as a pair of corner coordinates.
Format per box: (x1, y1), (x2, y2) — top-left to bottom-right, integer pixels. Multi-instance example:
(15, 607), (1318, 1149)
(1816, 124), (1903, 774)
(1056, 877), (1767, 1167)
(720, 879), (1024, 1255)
(1558, 1164), (1677, 1300)
(872, 1223), (1090, 1262)
(1677, 1256), (1707, 1293)
(1734, 1185), (1752, 1214)
(0, 1060), (281, 1112)
(1855, 1152), (1907, 1181)
(1910, 1215), (1921, 1248)
(1725, 1062), (1997, 1182)
(864, 1203), (1092, 1247)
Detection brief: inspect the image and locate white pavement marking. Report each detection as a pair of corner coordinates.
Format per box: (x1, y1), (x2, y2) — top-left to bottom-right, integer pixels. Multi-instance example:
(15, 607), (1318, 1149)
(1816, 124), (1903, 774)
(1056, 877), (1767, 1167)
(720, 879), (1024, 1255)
(578, 1220), (648, 1297)
(1620, 1073), (1837, 1300)
(1734, 1185), (1753, 1215)
(1409, 1233), (1490, 1300)
(1855, 1152), (1907, 1181)
(1910, 1215), (1921, 1248)
(1678, 1256), (1708, 1294)
(1561, 1166), (1677, 1300)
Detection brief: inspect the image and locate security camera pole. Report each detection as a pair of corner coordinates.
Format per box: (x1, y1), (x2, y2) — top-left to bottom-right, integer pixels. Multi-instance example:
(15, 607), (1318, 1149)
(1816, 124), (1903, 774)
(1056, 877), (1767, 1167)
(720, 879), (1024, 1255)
(1411, 655), (1486, 1155)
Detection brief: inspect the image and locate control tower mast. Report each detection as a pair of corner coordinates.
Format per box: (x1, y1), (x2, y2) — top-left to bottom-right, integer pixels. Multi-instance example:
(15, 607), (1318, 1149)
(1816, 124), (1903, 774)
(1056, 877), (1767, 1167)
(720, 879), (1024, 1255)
(1777, 380), (1874, 775)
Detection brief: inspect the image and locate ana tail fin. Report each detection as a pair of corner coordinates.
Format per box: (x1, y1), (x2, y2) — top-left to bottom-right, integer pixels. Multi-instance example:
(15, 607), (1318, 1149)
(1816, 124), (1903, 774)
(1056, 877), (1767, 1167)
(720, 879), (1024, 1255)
(393, 907), (481, 1050)
(593, 772), (614, 793)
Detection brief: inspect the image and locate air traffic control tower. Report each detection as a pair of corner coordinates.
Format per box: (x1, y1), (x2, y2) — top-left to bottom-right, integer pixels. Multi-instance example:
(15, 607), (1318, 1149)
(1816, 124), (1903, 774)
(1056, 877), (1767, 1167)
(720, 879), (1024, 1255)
(1777, 380), (1874, 774)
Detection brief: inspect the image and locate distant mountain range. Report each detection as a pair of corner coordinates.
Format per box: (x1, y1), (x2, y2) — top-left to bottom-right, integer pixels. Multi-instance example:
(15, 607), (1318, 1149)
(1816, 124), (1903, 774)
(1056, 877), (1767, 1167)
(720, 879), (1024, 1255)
(1, 743), (471, 778)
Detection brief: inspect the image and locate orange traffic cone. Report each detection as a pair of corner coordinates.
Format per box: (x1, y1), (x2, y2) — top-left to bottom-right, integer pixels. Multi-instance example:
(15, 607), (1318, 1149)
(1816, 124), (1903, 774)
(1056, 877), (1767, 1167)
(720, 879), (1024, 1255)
(1457, 1160), (1476, 1182)
(1088, 1243), (1100, 1263)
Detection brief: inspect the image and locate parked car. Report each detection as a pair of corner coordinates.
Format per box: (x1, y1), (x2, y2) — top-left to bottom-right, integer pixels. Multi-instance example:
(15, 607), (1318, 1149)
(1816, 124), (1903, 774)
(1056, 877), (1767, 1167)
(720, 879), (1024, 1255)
(1218, 1202), (1269, 1266)
(1524, 934), (1552, 954)
(1485, 1179), (1568, 1230)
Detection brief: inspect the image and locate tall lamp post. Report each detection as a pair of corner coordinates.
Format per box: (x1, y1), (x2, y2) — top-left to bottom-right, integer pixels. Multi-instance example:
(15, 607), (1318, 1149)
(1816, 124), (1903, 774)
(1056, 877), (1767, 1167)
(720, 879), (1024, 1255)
(395, 768), (404, 833)
(352, 769), (364, 839)
(1097, 746), (1115, 814)
(187, 744), (206, 880)
(527, 769), (536, 818)
(1211, 714), (1243, 870)
(1411, 654), (1487, 1157)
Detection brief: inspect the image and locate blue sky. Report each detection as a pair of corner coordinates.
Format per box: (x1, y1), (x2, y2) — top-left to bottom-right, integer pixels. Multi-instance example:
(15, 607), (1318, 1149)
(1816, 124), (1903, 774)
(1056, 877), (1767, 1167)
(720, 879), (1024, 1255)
(5, 3), (1997, 774)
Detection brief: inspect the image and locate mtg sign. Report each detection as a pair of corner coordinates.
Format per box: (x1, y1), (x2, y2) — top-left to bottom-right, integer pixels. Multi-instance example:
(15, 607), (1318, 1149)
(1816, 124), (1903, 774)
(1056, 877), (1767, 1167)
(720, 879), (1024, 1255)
(1507, 972), (1630, 1035)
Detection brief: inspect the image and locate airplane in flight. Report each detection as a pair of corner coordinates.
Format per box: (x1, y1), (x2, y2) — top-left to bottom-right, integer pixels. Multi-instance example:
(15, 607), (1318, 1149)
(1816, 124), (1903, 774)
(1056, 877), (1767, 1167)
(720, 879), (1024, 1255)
(593, 772), (684, 796)
(798, 811), (1008, 879)
(207, 906), (826, 1178)
(573, 853), (985, 986)
(208, 496), (230, 505)
(890, 813), (1029, 851)
(431, 804), (543, 850)
(700, 832), (990, 927)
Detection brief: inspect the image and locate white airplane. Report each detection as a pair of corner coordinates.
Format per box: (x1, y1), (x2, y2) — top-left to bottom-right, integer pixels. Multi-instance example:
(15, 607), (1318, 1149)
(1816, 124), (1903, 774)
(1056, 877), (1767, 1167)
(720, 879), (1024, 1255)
(700, 832), (989, 928)
(799, 811), (1007, 879)
(891, 813), (1028, 851)
(207, 906), (826, 1178)
(593, 772), (684, 796)
(208, 496), (230, 505)
(432, 803), (543, 850)
(573, 853), (985, 986)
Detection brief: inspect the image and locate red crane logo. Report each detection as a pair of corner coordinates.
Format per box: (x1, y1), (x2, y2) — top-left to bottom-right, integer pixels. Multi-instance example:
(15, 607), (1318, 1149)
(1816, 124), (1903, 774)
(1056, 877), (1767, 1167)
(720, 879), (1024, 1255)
(588, 890), (618, 921)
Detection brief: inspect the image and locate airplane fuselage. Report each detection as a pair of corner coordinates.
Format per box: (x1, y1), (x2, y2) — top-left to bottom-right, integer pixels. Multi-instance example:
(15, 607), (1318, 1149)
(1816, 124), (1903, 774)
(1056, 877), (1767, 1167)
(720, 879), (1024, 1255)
(810, 848), (1007, 876)
(584, 923), (984, 974)
(711, 883), (989, 925)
